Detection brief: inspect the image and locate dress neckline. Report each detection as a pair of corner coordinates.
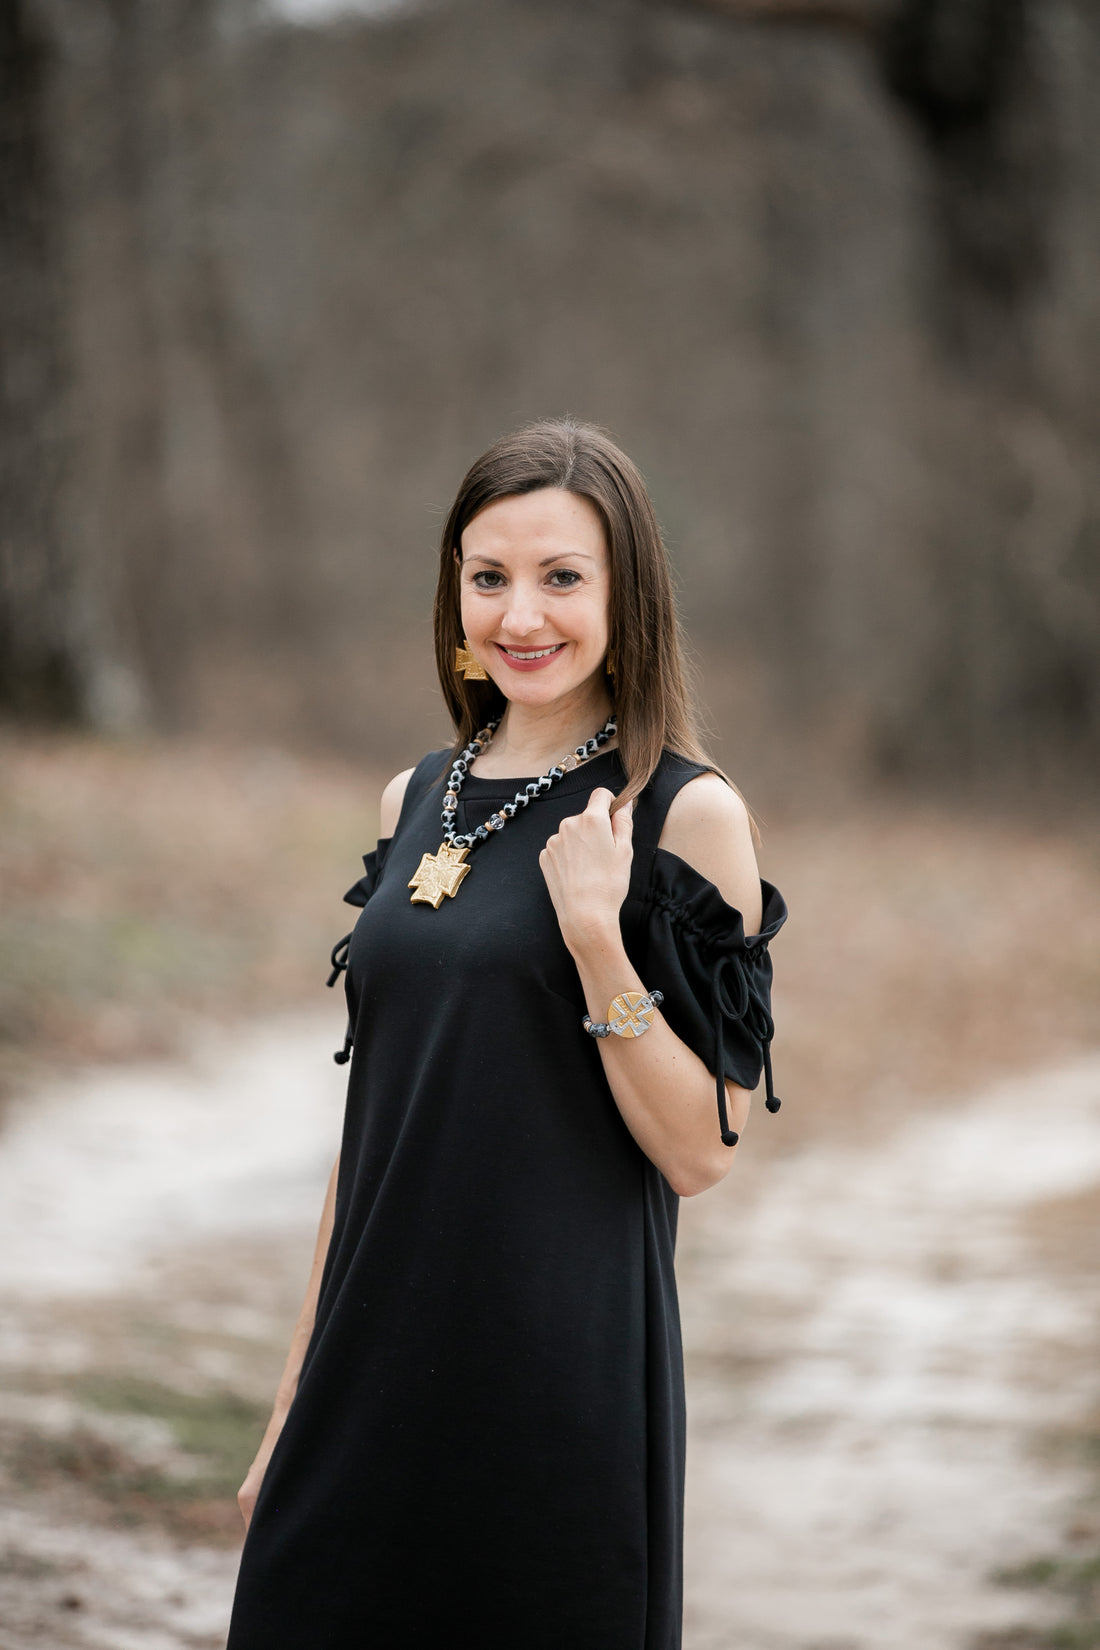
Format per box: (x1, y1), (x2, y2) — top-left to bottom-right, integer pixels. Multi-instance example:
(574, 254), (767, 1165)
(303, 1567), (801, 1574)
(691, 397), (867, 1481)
(458, 747), (624, 798)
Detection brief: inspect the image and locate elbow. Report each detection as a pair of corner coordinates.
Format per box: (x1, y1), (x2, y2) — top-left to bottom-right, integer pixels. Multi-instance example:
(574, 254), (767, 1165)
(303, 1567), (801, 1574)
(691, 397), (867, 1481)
(663, 1081), (751, 1197)
(664, 1145), (737, 1199)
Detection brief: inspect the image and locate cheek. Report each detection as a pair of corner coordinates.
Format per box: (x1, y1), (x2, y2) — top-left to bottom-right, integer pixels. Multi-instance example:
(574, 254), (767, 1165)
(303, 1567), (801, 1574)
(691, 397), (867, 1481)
(459, 588), (484, 634)
(575, 590), (611, 646)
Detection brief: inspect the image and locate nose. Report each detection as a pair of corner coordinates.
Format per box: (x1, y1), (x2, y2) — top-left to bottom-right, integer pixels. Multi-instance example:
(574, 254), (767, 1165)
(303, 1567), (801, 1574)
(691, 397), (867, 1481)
(499, 579), (546, 639)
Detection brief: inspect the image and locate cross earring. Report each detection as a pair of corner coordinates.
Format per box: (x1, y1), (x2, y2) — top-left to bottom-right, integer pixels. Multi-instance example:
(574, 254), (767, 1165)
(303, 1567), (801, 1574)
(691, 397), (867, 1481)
(455, 640), (488, 681)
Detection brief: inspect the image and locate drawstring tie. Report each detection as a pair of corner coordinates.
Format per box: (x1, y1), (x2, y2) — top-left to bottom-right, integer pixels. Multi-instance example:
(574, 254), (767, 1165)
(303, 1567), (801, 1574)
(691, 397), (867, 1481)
(710, 947), (780, 1147)
(323, 843), (388, 1066)
(327, 934), (351, 989)
(326, 932), (354, 1064)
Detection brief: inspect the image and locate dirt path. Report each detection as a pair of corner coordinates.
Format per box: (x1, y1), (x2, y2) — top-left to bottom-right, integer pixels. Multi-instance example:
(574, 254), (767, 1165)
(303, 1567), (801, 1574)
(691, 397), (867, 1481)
(679, 1056), (1100, 1649)
(2, 1019), (1098, 1649)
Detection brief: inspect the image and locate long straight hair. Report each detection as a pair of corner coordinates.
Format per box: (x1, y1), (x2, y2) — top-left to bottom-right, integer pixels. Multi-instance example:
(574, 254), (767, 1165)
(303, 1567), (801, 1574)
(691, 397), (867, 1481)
(433, 418), (741, 819)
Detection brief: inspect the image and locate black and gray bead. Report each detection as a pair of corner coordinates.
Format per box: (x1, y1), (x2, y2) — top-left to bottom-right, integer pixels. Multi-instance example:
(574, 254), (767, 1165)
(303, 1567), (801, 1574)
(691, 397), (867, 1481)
(441, 714), (617, 855)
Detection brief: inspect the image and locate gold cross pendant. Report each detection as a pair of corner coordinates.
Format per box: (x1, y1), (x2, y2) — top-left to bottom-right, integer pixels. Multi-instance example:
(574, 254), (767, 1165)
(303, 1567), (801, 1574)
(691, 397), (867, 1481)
(408, 842), (472, 907)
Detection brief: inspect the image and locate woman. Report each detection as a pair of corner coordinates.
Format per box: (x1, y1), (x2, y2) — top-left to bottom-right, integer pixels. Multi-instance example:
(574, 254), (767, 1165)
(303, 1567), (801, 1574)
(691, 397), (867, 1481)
(227, 419), (786, 1650)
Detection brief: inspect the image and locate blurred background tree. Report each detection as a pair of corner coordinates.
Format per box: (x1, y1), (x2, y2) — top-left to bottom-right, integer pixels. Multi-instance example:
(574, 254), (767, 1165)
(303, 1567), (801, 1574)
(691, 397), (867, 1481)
(0, 0), (85, 721)
(2, 0), (1098, 800)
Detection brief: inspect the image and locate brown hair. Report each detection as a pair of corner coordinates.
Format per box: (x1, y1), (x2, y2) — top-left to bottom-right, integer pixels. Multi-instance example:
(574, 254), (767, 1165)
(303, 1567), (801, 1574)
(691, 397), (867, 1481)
(433, 417), (740, 819)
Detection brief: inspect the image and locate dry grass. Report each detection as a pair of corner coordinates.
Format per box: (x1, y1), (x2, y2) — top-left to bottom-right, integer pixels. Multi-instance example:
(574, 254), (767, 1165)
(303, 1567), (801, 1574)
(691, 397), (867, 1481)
(0, 1374), (270, 1545)
(759, 802), (1100, 1144)
(3, 725), (1099, 1136)
(0, 726), (383, 1100)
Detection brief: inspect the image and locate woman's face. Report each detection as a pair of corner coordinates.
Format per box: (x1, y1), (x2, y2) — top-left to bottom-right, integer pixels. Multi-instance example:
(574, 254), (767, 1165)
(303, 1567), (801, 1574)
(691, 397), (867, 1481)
(457, 488), (611, 711)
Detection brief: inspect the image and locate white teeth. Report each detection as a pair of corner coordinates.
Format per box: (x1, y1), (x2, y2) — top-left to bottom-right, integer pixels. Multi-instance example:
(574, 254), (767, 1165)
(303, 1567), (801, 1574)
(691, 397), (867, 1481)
(503, 644), (563, 661)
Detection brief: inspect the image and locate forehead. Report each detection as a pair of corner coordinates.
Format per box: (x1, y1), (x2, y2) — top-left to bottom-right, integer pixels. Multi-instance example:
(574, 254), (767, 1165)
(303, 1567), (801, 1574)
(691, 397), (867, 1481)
(462, 488), (607, 564)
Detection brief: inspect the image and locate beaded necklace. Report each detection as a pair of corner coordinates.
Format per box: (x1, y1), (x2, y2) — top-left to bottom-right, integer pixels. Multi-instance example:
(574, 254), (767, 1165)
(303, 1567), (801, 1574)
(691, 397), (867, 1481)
(407, 714), (618, 907)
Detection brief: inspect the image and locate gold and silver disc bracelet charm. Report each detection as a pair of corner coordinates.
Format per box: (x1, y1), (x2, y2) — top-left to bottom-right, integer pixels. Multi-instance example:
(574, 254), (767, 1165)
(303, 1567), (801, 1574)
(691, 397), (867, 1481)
(583, 990), (664, 1039)
(408, 714), (618, 907)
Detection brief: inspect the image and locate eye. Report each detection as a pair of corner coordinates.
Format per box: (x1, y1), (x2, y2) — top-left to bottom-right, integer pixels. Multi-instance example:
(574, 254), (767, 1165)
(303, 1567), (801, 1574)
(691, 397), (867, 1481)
(547, 568), (582, 588)
(471, 570), (505, 589)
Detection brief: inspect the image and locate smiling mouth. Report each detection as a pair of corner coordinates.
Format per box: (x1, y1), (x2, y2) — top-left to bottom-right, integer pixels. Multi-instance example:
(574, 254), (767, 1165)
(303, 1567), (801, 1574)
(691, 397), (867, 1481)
(496, 643), (566, 661)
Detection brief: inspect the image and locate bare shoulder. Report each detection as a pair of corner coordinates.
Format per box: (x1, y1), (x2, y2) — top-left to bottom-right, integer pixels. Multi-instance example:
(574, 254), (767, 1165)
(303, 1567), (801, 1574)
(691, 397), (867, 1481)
(379, 767), (416, 838)
(658, 772), (763, 933)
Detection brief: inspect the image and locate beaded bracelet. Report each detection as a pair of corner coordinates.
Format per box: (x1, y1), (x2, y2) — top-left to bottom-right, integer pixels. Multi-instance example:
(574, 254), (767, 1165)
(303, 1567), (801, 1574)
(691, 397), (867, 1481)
(583, 990), (664, 1040)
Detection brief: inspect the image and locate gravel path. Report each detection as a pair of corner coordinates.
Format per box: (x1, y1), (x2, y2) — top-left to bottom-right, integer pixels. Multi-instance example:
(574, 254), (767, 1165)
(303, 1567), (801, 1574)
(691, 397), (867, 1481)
(2, 1017), (1098, 1649)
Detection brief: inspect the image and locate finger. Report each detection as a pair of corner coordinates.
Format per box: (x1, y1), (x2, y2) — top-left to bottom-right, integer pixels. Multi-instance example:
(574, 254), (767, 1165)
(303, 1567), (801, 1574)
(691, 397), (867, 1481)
(582, 789), (616, 838)
(611, 796), (634, 847)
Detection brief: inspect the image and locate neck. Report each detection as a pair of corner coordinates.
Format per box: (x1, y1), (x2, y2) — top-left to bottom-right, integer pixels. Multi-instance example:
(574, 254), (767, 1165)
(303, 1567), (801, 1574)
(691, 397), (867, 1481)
(489, 683), (614, 772)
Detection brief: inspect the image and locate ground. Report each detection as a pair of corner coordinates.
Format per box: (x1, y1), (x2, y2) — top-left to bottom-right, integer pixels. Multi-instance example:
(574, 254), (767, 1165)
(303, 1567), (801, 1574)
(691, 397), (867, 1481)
(1, 729), (1098, 1648)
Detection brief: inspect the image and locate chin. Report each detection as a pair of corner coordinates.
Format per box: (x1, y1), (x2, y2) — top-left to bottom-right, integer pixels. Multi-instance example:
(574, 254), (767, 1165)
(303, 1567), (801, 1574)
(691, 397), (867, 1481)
(500, 671), (598, 706)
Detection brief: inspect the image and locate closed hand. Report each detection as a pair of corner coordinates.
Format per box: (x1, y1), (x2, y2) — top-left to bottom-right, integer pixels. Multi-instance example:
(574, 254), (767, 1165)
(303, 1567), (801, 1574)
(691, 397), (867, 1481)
(539, 787), (634, 953)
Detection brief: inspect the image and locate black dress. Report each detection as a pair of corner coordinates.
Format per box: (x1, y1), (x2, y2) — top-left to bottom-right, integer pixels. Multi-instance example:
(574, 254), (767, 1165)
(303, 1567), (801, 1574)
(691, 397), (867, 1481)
(226, 746), (785, 1650)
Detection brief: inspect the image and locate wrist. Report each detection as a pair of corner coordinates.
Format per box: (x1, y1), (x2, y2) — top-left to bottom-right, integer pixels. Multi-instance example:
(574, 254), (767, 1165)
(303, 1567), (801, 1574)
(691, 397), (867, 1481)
(561, 914), (624, 960)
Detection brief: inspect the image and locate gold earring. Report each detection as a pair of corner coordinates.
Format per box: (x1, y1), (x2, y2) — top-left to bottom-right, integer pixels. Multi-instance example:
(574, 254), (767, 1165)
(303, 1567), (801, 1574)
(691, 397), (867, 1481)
(605, 650), (616, 678)
(455, 640), (488, 681)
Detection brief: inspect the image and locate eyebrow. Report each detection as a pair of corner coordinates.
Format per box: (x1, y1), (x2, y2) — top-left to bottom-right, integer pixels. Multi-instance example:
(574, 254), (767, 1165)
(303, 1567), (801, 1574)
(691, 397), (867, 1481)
(463, 552), (599, 568)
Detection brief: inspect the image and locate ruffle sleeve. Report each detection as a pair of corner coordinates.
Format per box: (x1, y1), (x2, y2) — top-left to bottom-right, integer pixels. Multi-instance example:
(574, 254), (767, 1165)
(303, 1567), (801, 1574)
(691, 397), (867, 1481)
(640, 848), (787, 1147)
(325, 837), (392, 1063)
(340, 838), (393, 911)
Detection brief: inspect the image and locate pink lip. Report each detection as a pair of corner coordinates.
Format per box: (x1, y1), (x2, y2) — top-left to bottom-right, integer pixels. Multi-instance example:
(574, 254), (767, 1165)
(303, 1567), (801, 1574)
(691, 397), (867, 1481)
(492, 642), (567, 673)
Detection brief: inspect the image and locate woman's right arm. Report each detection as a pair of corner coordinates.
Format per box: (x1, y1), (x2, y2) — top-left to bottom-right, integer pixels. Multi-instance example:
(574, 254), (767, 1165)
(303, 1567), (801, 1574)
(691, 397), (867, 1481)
(237, 1148), (340, 1530)
(237, 765), (416, 1530)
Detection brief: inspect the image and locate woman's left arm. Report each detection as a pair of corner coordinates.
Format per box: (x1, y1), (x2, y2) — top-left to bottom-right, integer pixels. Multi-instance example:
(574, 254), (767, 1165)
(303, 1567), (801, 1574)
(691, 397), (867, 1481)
(539, 776), (761, 1198)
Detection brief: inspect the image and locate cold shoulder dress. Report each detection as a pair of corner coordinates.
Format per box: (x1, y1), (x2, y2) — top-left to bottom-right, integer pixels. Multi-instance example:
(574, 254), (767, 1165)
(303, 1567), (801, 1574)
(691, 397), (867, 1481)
(226, 746), (786, 1650)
